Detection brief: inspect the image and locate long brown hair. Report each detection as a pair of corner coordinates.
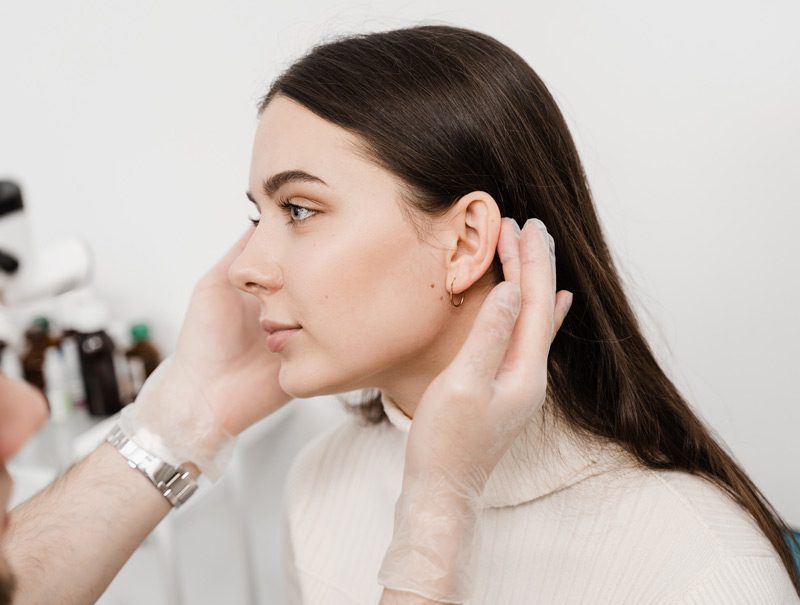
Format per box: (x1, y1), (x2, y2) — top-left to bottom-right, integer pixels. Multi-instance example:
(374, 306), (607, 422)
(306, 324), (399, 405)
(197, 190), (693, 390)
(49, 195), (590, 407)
(258, 24), (799, 591)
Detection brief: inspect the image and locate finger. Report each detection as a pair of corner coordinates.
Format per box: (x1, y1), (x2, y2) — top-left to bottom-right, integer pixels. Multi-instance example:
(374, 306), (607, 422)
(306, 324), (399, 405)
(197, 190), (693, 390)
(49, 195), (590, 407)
(216, 227), (254, 271)
(497, 217), (522, 285)
(550, 290), (574, 343)
(502, 219), (556, 373)
(207, 227), (254, 281)
(448, 281), (521, 385)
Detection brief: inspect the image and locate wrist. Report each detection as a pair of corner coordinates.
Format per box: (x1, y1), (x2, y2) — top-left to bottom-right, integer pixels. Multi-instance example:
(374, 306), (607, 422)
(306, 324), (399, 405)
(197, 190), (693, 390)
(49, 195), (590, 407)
(105, 424), (200, 508)
(92, 442), (172, 515)
(118, 355), (236, 482)
(378, 477), (482, 603)
(401, 461), (490, 501)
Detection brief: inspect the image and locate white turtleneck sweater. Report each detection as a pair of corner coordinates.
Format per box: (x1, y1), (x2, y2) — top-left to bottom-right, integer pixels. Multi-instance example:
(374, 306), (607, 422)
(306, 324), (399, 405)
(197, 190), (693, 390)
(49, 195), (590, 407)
(281, 394), (798, 604)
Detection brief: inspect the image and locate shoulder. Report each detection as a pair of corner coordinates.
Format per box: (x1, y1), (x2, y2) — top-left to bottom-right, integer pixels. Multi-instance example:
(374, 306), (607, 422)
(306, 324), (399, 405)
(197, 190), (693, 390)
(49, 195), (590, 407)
(567, 442), (778, 557)
(542, 457), (797, 601)
(649, 470), (780, 558)
(585, 458), (780, 559)
(590, 464), (797, 600)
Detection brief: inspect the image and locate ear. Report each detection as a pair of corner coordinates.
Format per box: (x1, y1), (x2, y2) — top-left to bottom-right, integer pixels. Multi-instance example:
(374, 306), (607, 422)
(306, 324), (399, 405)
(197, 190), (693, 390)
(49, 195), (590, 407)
(443, 191), (502, 296)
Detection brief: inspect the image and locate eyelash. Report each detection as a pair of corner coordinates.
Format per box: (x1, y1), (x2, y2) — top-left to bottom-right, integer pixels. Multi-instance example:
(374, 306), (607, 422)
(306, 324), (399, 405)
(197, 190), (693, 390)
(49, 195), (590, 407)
(248, 196), (316, 228)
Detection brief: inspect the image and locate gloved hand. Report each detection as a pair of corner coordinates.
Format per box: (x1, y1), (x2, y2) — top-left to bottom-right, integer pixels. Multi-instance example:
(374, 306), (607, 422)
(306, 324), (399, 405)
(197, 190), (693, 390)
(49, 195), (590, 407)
(378, 217), (574, 602)
(117, 227), (291, 480)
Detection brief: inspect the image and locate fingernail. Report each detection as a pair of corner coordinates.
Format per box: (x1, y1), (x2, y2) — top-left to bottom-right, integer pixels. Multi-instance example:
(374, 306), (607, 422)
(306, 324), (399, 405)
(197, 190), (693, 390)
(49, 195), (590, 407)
(510, 218), (521, 233)
(566, 291), (574, 311)
(524, 218), (547, 232)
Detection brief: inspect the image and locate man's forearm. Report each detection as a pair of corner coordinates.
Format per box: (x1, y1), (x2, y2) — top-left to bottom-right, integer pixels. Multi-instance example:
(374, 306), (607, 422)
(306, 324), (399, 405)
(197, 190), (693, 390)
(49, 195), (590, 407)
(4, 442), (471, 605)
(3, 442), (172, 604)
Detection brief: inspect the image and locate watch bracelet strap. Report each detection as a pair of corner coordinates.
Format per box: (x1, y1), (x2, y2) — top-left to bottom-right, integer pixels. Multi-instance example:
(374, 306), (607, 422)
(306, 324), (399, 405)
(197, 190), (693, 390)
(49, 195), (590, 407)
(105, 424), (199, 508)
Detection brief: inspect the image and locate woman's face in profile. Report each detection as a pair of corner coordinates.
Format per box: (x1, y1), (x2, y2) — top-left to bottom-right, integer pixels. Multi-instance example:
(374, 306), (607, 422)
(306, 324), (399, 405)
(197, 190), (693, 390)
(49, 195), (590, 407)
(230, 95), (458, 400)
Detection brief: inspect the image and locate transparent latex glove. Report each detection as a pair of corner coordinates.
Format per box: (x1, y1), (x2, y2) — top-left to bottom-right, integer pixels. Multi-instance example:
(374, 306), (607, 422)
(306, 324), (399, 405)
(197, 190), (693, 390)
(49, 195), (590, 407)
(117, 227), (291, 481)
(378, 218), (574, 603)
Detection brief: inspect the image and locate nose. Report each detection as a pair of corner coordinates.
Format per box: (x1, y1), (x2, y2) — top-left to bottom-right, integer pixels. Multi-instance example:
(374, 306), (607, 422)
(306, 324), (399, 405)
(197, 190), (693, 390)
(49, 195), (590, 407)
(0, 373), (49, 461)
(228, 227), (284, 298)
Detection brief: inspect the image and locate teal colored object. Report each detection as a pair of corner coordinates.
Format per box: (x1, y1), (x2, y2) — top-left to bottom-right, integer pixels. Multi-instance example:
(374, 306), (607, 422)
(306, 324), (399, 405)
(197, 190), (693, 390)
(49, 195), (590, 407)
(130, 323), (149, 342)
(787, 529), (800, 576)
(31, 315), (49, 330)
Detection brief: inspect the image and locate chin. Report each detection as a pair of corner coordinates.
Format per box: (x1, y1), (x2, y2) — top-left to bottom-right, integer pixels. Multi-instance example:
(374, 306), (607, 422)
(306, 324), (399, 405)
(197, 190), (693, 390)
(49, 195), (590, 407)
(278, 361), (365, 400)
(278, 365), (330, 399)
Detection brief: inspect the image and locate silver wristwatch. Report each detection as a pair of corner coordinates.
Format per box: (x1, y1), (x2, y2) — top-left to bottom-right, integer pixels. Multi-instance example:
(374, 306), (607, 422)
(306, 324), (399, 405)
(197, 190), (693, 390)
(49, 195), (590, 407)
(105, 424), (198, 508)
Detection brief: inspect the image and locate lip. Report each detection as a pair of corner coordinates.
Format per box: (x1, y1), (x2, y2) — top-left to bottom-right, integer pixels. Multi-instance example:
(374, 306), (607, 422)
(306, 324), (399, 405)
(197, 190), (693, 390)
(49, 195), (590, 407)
(259, 318), (301, 335)
(265, 328), (301, 353)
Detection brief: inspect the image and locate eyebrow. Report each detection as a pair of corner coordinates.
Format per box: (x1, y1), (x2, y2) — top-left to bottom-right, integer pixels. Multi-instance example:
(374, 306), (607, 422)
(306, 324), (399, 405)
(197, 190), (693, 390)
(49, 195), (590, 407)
(246, 169), (328, 206)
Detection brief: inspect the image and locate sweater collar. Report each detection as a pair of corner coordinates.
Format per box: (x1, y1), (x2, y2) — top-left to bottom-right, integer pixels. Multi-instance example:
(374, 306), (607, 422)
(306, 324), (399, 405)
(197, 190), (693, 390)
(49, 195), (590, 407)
(379, 391), (622, 508)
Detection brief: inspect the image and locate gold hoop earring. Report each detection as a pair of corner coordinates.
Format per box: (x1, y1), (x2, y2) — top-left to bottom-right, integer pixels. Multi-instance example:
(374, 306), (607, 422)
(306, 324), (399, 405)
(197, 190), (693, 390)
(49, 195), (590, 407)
(449, 276), (465, 307)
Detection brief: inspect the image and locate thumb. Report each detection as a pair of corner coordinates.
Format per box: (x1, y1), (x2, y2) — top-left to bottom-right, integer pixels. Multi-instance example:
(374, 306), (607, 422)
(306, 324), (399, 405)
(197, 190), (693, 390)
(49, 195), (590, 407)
(210, 227), (254, 281)
(449, 281), (521, 385)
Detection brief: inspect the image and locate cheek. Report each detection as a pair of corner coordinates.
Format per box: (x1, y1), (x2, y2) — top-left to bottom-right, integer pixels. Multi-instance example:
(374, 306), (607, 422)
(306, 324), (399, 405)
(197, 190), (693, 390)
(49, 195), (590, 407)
(284, 229), (444, 372)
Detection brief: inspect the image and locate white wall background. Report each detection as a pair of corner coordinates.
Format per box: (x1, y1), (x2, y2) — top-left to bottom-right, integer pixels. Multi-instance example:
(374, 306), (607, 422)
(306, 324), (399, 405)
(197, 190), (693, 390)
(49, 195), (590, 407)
(1, 0), (797, 546)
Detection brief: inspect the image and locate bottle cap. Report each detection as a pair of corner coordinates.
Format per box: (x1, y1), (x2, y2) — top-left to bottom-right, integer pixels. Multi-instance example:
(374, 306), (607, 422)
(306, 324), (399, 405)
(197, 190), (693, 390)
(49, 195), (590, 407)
(107, 318), (132, 349)
(71, 298), (110, 333)
(32, 315), (50, 330)
(130, 323), (149, 342)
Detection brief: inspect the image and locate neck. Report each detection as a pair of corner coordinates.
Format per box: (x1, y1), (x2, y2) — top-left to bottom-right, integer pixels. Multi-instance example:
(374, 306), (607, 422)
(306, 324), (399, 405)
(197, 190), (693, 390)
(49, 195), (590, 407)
(378, 280), (493, 419)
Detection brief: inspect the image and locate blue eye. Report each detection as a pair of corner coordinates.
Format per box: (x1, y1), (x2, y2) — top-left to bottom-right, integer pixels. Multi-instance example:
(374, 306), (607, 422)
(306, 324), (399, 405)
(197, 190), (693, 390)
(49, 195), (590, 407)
(277, 198), (316, 225)
(247, 197), (317, 228)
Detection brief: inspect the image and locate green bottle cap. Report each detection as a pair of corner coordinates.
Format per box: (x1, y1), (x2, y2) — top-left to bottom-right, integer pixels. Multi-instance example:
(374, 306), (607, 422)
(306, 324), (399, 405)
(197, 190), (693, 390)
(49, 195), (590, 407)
(32, 316), (50, 330)
(131, 323), (149, 342)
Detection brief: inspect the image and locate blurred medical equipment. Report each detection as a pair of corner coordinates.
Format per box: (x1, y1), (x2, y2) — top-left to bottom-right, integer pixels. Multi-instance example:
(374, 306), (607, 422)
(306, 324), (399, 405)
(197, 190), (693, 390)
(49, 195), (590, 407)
(0, 180), (92, 306)
(0, 180), (165, 420)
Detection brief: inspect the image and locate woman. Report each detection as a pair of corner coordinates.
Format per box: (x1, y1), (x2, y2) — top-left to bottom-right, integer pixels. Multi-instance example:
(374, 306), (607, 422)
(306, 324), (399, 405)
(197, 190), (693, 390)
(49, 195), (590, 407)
(225, 24), (799, 603)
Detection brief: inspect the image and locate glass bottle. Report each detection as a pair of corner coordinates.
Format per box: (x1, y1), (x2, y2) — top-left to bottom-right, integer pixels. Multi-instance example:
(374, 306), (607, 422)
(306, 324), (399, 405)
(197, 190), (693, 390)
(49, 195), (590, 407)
(126, 323), (161, 397)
